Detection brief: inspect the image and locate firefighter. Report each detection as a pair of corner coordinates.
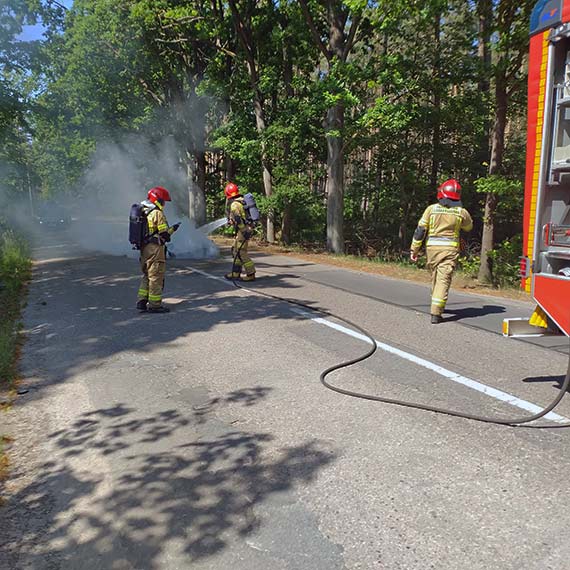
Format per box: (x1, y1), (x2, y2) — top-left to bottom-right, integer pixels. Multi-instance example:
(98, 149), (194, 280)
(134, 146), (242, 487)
(410, 179), (473, 324)
(137, 186), (180, 313)
(224, 182), (256, 281)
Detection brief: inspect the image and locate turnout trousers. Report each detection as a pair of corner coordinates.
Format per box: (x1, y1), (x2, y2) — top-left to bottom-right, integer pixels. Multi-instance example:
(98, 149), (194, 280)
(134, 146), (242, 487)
(230, 231), (255, 277)
(426, 247), (459, 316)
(138, 242), (166, 308)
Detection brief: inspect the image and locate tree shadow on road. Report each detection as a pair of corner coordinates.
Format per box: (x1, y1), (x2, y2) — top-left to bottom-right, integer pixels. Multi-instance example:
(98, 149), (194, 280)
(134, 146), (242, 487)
(0, 401), (336, 568)
(19, 253), (319, 404)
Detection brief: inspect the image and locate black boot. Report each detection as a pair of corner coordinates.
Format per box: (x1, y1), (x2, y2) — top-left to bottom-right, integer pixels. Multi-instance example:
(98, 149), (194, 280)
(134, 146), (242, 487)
(136, 300), (148, 311)
(147, 305), (170, 314)
(431, 314), (443, 324)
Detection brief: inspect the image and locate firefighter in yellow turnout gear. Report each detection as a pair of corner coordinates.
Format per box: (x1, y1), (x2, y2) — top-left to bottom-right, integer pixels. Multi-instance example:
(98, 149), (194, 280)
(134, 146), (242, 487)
(410, 179), (473, 324)
(137, 186), (180, 313)
(223, 183), (256, 281)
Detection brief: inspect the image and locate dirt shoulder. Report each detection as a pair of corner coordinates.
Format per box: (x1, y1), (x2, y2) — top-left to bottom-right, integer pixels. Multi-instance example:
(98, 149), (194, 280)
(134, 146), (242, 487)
(214, 236), (531, 304)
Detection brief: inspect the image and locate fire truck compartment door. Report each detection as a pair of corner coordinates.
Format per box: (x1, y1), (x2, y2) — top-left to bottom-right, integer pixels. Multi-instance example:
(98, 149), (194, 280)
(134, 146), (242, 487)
(534, 274), (570, 335)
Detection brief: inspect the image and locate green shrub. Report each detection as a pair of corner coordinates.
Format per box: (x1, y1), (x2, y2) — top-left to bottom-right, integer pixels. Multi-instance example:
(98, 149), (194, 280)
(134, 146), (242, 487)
(0, 230), (31, 290)
(457, 255), (480, 278)
(487, 235), (522, 288)
(0, 229), (31, 386)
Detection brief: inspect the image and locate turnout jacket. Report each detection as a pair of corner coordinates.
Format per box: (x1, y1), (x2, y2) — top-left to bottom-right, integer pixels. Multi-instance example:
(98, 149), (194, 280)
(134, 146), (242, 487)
(141, 200), (176, 245)
(411, 202), (473, 256)
(228, 197), (250, 234)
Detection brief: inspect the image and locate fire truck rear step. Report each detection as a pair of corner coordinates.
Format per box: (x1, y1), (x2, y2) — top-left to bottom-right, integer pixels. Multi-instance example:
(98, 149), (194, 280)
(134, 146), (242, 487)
(503, 317), (563, 338)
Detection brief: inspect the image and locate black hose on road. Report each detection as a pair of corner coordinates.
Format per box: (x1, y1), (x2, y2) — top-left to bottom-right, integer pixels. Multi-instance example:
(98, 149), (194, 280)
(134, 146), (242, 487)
(228, 244), (570, 426)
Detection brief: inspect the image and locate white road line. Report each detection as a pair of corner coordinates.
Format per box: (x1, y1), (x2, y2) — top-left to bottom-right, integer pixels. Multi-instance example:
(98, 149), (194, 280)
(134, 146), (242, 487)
(187, 265), (570, 424)
(185, 266), (257, 293)
(290, 308), (569, 424)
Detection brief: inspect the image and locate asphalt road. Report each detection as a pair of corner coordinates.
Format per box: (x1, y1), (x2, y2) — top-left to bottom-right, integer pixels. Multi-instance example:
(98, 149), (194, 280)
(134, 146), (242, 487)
(2, 228), (570, 570)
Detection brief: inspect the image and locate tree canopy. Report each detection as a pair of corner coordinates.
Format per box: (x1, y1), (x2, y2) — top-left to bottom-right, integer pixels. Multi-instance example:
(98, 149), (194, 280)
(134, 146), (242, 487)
(1, 0), (534, 284)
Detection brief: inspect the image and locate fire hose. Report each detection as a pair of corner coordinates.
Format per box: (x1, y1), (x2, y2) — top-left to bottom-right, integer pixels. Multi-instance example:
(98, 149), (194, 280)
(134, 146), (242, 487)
(229, 240), (570, 426)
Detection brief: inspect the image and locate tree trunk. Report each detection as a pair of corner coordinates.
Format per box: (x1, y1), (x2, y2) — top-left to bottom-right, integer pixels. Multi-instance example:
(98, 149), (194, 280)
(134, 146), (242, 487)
(280, 26), (294, 244)
(477, 0), (493, 169)
(225, 154), (236, 182)
(187, 151), (206, 227)
(253, 96), (275, 243)
(325, 2), (349, 253)
(281, 202), (292, 244)
(430, 12), (442, 190)
(479, 192), (498, 279)
(477, 0), (492, 94)
(299, 0), (359, 253)
(229, 0), (275, 243)
(478, 73), (507, 282)
(326, 103), (345, 253)
(223, 55), (237, 183)
(195, 149), (207, 227)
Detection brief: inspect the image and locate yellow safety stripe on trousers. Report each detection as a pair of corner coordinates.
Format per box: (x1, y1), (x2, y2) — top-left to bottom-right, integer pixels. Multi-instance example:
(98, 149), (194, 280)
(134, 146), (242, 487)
(138, 288), (149, 297)
(426, 237), (459, 247)
(149, 293), (162, 302)
(431, 297), (446, 307)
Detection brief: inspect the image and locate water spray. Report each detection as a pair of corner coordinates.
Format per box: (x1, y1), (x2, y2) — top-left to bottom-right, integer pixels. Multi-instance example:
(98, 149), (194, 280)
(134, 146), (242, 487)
(198, 217), (228, 235)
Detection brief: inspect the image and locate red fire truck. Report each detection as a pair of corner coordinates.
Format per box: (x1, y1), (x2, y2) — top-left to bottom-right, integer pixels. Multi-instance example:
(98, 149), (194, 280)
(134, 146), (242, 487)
(503, 0), (570, 337)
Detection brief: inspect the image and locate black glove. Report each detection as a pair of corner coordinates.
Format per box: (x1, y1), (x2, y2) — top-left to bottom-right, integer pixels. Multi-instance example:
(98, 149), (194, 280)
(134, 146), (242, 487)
(172, 223), (180, 232)
(243, 230), (252, 240)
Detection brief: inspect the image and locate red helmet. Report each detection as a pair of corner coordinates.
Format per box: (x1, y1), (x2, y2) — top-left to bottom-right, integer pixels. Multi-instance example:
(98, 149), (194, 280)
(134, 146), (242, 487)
(224, 183), (239, 199)
(437, 179), (461, 201)
(148, 186), (171, 204)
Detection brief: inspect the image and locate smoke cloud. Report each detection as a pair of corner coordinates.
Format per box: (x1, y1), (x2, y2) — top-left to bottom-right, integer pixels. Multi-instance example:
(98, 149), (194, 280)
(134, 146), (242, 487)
(65, 136), (220, 259)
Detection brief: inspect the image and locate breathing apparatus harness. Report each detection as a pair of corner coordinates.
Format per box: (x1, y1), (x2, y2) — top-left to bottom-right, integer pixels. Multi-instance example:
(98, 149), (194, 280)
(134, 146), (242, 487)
(228, 240), (570, 427)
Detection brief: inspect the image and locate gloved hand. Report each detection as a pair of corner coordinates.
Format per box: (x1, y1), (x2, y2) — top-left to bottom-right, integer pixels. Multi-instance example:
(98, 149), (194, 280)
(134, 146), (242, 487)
(243, 230), (252, 240)
(172, 223), (181, 232)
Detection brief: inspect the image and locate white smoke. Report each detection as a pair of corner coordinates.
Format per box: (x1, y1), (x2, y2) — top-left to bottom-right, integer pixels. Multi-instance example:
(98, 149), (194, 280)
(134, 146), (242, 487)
(168, 219), (220, 259)
(67, 136), (220, 259)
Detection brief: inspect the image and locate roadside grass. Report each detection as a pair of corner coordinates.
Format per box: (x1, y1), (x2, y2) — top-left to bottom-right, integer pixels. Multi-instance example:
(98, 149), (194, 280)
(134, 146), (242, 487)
(0, 229), (31, 488)
(0, 229), (31, 388)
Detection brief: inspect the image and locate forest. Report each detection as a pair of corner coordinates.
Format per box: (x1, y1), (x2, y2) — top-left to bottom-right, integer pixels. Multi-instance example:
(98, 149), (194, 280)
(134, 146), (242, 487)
(1, 0), (533, 285)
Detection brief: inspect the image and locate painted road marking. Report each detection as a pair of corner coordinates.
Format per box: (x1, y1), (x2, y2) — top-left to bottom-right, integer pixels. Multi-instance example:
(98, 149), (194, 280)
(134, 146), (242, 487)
(187, 265), (569, 424)
(182, 266), (257, 293)
(291, 308), (569, 424)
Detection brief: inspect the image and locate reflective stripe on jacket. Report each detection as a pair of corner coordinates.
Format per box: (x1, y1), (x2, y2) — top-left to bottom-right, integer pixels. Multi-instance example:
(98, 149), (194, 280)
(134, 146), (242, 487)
(147, 208), (169, 235)
(142, 201), (174, 243)
(411, 203), (473, 254)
